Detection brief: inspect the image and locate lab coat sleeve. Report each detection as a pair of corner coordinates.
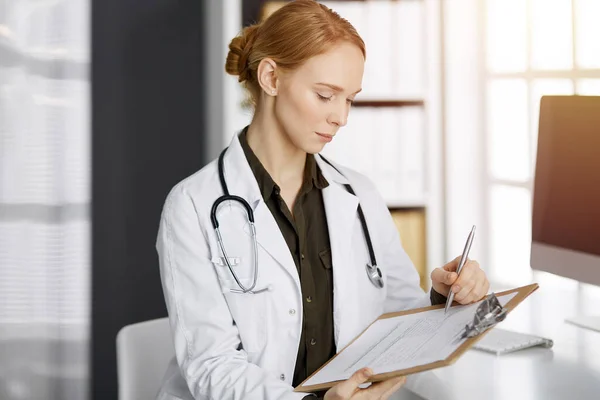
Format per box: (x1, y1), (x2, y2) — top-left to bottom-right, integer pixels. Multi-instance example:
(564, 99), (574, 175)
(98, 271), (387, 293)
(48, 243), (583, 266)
(156, 184), (307, 400)
(369, 187), (431, 313)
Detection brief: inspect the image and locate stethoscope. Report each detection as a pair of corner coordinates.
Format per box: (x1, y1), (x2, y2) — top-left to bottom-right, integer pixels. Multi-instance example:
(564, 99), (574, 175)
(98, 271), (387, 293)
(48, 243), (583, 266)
(211, 147), (384, 294)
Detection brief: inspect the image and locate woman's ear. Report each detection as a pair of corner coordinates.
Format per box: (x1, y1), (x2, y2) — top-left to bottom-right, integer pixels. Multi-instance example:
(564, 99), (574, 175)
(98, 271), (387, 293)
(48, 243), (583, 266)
(256, 57), (279, 96)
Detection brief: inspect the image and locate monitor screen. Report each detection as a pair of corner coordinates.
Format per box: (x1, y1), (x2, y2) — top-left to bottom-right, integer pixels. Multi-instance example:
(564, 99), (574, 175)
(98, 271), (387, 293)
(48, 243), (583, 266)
(531, 95), (600, 286)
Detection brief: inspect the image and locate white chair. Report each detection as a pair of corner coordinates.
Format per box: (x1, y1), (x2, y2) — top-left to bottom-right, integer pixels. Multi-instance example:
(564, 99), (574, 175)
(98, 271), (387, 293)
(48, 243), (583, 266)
(116, 317), (175, 400)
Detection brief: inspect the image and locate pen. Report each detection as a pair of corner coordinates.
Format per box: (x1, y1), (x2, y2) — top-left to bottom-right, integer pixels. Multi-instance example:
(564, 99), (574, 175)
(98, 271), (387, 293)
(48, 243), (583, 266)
(444, 225), (476, 314)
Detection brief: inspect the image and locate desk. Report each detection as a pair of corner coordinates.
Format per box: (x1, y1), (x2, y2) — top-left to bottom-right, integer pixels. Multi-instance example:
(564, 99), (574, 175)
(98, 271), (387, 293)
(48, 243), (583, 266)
(392, 282), (600, 400)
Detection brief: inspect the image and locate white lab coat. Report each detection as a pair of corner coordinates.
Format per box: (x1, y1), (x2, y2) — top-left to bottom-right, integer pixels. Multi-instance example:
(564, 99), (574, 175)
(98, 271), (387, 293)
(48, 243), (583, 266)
(155, 132), (431, 400)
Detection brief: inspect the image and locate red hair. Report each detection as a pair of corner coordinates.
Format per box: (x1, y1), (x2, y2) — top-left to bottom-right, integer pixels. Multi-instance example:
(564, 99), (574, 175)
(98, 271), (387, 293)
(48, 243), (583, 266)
(225, 0), (366, 106)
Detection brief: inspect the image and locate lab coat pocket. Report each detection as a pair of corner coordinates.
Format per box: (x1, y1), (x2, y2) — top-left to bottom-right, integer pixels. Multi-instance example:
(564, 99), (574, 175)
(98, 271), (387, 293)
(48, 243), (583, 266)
(222, 291), (268, 354)
(210, 243), (256, 290)
(211, 256), (248, 286)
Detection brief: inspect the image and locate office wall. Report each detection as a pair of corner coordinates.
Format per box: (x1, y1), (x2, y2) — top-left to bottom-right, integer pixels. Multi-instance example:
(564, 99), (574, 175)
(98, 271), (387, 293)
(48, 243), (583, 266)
(243, 0), (268, 26)
(91, 0), (206, 398)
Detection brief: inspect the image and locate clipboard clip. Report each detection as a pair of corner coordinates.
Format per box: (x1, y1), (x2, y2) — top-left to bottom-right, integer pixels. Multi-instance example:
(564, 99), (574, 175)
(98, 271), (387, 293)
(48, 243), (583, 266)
(461, 293), (508, 339)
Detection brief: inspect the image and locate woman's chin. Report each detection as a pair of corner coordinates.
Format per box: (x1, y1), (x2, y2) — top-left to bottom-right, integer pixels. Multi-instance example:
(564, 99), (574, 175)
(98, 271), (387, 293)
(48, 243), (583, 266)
(302, 141), (328, 155)
(307, 146), (326, 155)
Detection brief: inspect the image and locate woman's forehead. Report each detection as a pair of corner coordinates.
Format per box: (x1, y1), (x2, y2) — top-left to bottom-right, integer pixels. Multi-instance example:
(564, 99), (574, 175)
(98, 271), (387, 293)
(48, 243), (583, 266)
(290, 43), (364, 91)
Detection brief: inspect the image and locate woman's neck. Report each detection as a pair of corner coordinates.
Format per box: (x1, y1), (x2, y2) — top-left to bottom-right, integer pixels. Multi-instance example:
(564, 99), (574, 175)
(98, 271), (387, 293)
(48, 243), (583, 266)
(246, 110), (307, 188)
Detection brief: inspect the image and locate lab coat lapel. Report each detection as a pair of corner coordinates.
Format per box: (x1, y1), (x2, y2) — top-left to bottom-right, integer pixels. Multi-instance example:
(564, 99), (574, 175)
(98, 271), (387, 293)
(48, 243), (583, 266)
(252, 201), (298, 283)
(223, 133), (299, 285)
(317, 156), (359, 348)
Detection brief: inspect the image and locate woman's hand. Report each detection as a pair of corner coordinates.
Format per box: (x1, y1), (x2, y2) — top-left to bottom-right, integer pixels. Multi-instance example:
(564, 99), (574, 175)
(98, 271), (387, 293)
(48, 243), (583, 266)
(323, 368), (406, 400)
(431, 256), (490, 304)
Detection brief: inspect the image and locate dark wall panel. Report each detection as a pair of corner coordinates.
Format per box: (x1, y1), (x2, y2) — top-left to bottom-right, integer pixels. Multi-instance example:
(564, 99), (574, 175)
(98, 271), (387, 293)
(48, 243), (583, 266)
(91, 0), (205, 398)
(242, 0), (350, 26)
(243, 0), (267, 26)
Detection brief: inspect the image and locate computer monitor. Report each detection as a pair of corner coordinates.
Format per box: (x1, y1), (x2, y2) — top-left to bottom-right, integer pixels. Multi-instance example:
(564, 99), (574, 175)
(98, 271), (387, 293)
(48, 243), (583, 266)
(531, 95), (600, 331)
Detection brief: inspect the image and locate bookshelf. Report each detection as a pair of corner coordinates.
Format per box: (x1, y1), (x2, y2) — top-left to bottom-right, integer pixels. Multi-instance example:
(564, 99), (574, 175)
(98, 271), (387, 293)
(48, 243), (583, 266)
(253, 0), (444, 291)
(352, 100), (425, 108)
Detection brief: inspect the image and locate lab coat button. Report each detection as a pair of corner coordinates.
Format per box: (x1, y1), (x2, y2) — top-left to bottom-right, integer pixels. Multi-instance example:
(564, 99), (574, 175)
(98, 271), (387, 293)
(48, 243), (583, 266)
(280, 374), (285, 381)
(289, 309), (296, 315)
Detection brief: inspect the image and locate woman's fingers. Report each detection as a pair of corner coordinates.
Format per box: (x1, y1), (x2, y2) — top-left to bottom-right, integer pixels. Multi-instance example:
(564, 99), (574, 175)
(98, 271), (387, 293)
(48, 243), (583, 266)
(452, 274), (475, 303)
(324, 368), (372, 400)
(324, 370), (407, 400)
(379, 376), (407, 399)
(360, 375), (407, 399)
(452, 260), (489, 304)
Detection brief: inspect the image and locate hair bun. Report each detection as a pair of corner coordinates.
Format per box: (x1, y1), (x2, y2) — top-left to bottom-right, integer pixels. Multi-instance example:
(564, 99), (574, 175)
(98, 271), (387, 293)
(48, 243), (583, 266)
(225, 24), (260, 83)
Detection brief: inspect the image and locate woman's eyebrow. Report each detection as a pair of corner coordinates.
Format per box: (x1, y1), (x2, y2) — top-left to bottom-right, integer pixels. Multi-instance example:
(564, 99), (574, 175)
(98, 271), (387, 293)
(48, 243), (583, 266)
(316, 82), (362, 95)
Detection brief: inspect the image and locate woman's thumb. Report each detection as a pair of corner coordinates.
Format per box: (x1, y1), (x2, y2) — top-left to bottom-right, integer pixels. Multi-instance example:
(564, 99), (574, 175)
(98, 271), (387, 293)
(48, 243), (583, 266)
(350, 367), (373, 386)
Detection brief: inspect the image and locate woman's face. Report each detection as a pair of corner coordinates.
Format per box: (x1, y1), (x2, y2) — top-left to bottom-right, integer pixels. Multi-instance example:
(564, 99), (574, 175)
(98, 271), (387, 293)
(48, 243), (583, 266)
(274, 42), (365, 154)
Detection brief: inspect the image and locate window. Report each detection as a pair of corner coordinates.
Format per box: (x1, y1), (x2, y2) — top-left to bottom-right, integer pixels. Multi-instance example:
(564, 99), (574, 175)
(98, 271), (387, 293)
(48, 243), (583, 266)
(484, 0), (600, 285)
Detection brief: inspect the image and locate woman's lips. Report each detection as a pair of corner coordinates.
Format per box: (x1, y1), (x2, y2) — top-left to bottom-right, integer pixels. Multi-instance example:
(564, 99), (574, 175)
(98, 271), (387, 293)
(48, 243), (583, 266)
(316, 132), (334, 142)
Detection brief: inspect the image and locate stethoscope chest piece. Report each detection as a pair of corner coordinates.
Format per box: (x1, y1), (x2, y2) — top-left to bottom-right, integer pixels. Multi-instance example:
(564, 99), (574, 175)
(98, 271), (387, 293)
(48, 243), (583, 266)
(366, 263), (384, 288)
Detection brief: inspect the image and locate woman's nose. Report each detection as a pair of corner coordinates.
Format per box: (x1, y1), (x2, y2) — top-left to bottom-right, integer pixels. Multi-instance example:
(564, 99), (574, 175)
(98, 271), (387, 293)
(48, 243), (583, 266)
(328, 105), (348, 127)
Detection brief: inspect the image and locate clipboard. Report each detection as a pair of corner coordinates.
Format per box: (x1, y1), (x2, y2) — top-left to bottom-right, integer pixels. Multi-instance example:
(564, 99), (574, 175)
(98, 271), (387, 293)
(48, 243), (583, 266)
(294, 283), (539, 393)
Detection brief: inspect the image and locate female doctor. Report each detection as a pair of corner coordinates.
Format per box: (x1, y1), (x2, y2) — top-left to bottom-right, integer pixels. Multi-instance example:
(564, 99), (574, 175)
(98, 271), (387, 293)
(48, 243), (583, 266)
(155, 1), (490, 399)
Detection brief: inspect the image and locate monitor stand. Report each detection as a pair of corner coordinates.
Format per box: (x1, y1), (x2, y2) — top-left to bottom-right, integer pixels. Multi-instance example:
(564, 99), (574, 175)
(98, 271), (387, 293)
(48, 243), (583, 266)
(565, 316), (600, 333)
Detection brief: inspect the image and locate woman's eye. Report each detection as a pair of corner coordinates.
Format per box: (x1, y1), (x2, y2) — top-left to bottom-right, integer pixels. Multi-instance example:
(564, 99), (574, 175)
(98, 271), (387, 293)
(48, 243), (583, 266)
(347, 99), (354, 105)
(317, 93), (332, 102)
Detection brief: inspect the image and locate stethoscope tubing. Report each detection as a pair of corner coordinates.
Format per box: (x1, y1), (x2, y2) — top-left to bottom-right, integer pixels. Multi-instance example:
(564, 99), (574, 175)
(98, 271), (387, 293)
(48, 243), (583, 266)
(212, 145), (384, 293)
